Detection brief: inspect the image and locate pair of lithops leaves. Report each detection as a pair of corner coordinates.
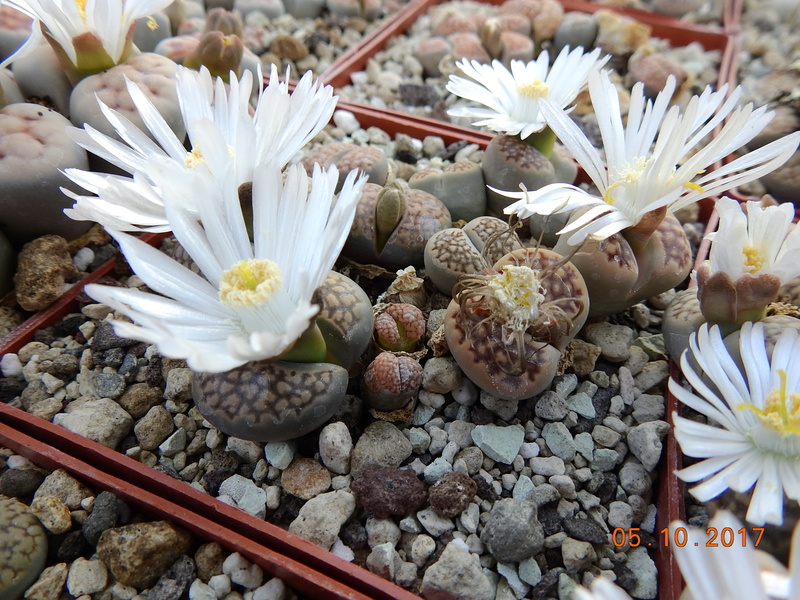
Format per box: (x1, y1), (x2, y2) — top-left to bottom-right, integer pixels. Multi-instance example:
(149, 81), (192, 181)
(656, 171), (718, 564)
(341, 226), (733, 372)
(426, 216), (589, 401)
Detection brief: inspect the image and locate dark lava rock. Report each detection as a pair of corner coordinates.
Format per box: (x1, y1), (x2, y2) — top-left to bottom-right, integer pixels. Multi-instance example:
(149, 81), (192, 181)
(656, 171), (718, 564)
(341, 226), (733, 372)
(350, 466), (426, 519)
(473, 475), (498, 502)
(614, 565), (637, 593)
(428, 471), (477, 518)
(33, 327), (56, 345)
(91, 321), (140, 352)
(340, 520), (368, 550)
(586, 472), (617, 503)
(538, 504), (563, 537)
(530, 568), (561, 600)
(83, 491), (119, 545)
(145, 357), (164, 387)
(147, 554), (196, 600)
(0, 468), (44, 499)
(57, 530), (88, 562)
(39, 353), (79, 380)
(53, 314), (87, 338)
(94, 347), (125, 369)
(202, 449), (241, 495)
(563, 517), (609, 545)
(398, 83), (439, 107)
(0, 378), (26, 403)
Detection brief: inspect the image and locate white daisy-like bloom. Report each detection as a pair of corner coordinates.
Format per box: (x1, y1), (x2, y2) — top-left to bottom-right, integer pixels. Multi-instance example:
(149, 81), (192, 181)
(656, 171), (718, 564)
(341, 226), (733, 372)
(574, 511), (800, 600)
(500, 70), (800, 246)
(445, 46), (609, 140)
(0, 0), (171, 71)
(63, 64), (337, 232)
(703, 197), (800, 282)
(671, 321), (800, 526)
(85, 160), (367, 373)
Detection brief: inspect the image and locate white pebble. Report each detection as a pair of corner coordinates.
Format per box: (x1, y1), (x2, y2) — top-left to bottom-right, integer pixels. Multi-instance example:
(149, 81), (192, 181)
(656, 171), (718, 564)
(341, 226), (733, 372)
(330, 537), (355, 562)
(223, 553), (264, 589)
(72, 247), (95, 271)
(0, 353), (23, 378)
(208, 573), (232, 597)
(332, 110), (360, 135)
(189, 579), (217, 600)
(6, 455), (34, 469)
(248, 578), (287, 600)
(454, 143), (480, 162)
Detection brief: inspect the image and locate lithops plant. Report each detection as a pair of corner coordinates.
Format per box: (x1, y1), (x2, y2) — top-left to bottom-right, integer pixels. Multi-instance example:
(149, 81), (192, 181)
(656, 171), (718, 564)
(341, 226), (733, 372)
(302, 142), (389, 191)
(344, 181), (452, 270)
(69, 53), (185, 150)
(408, 160), (487, 222)
(445, 246), (589, 401)
(182, 30), (244, 81)
(0, 495), (48, 600)
(375, 302), (426, 353)
(361, 351), (424, 412)
(425, 215), (522, 296)
(0, 103), (90, 246)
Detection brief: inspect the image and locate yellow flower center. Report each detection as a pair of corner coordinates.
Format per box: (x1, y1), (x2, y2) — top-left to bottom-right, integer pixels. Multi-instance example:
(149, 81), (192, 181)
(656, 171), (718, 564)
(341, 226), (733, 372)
(517, 80), (550, 100)
(487, 265), (545, 326)
(604, 157), (652, 205)
(184, 147), (205, 169)
(739, 370), (800, 436)
(743, 245), (765, 274)
(219, 259), (283, 309)
(75, 0), (87, 20)
(146, 16), (159, 30)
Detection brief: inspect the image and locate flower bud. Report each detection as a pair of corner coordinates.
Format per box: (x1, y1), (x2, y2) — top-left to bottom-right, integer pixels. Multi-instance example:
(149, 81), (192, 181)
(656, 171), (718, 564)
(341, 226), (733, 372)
(183, 30), (243, 82)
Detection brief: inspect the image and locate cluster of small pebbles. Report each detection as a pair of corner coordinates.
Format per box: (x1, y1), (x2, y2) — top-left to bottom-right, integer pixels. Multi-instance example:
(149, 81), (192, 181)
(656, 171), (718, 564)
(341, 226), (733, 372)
(332, 0), (723, 126)
(0, 449), (294, 600)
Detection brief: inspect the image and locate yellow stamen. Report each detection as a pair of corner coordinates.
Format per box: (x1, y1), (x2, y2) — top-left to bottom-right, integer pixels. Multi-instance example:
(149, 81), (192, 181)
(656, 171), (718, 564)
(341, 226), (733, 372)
(604, 157), (653, 204)
(487, 265), (545, 327)
(684, 182), (704, 193)
(184, 147), (205, 169)
(219, 259), (283, 309)
(739, 370), (800, 436)
(75, 0), (87, 20)
(146, 16), (159, 30)
(743, 245), (765, 274)
(517, 80), (550, 100)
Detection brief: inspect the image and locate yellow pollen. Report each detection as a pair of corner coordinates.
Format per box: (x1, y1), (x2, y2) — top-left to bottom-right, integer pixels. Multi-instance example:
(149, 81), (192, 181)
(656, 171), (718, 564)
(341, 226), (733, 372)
(184, 147), (205, 169)
(517, 80), (550, 100)
(684, 182), (704, 193)
(75, 0), (87, 20)
(739, 370), (800, 436)
(604, 157), (652, 204)
(219, 259), (283, 309)
(743, 245), (765, 274)
(146, 16), (159, 30)
(487, 265), (545, 326)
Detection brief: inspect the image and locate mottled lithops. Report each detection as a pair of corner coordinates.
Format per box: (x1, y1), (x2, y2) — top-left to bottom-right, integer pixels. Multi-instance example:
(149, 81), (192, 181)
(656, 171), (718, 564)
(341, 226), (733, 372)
(0, 103), (90, 247)
(482, 135), (560, 215)
(425, 216), (522, 296)
(314, 271), (375, 370)
(327, 0), (383, 20)
(193, 359), (350, 441)
(554, 210), (692, 318)
(408, 160), (487, 222)
(375, 302), (426, 352)
(662, 287), (704, 361)
(302, 142), (388, 191)
(0, 495), (48, 600)
(344, 181), (452, 270)
(362, 351), (424, 411)
(69, 52), (185, 145)
(445, 247), (589, 401)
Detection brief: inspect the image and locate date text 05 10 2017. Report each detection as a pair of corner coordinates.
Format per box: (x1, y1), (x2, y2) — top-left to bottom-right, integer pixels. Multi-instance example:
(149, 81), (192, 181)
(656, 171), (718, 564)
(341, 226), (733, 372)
(611, 527), (764, 548)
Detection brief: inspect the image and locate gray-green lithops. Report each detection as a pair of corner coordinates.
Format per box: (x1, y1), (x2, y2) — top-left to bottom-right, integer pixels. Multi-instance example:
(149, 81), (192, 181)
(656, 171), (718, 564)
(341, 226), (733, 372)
(408, 160), (487, 222)
(424, 216), (522, 296)
(0, 495), (48, 600)
(344, 181), (452, 270)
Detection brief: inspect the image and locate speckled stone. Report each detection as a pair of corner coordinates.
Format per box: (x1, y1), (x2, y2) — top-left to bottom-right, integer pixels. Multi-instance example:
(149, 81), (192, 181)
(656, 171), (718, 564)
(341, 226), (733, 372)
(0, 495), (48, 600)
(281, 458), (332, 500)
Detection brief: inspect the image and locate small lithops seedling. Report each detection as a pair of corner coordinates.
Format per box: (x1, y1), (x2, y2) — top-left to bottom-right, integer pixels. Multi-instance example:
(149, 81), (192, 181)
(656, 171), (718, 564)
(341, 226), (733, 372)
(344, 181), (452, 270)
(375, 302), (426, 352)
(425, 215), (522, 296)
(362, 351), (424, 412)
(445, 246), (589, 401)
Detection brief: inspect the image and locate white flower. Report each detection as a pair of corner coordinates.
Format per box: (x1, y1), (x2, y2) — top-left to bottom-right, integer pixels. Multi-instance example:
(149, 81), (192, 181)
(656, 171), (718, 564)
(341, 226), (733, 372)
(500, 70), (800, 245)
(672, 511), (799, 600)
(573, 576), (635, 600)
(63, 64), (337, 232)
(445, 46), (609, 140)
(704, 196), (800, 281)
(0, 0), (171, 70)
(85, 161), (367, 372)
(670, 321), (800, 526)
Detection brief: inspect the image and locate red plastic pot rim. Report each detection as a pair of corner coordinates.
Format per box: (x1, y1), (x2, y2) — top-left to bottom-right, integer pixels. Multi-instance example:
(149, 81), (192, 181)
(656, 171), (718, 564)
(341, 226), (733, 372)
(0, 402), (420, 600)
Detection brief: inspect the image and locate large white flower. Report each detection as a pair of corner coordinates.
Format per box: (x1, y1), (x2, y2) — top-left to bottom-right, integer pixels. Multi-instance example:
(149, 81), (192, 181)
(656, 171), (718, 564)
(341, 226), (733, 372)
(574, 511), (800, 600)
(0, 0), (171, 72)
(85, 161), (367, 372)
(445, 46), (609, 140)
(704, 197), (800, 282)
(63, 64), (337, 232)
(500, 70), (800, 245)
(671, 321), (800, 526)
